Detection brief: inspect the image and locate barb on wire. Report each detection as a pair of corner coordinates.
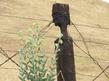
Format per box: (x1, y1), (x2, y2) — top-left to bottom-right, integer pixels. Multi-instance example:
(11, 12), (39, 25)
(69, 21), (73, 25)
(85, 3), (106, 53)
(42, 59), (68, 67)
(0, 14), (50, 22)
(0, 47), (19, 67)
(1, 14), (109, 29)
(93, 65), (109, 81)
(71, 21), (109, 79)
(0, 65), (98, 78)
(2, 49), (109, 63)
(75, 23), (109, 30)
(0, 67), (17, 70)
(76, 72), (96, 77)
(0, 54), (17, 66)
(0, 52), (18, 67)
(1, 29), (109, 46)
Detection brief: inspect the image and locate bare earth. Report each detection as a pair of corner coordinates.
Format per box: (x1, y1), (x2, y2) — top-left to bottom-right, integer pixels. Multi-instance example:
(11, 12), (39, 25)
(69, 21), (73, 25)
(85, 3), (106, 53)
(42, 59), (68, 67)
(0, 0), (109, 81)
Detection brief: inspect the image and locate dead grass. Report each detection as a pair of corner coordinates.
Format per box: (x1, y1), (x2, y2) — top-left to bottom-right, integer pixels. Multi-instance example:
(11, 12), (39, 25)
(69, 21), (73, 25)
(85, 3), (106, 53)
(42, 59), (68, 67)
(0, 0), (109, 81)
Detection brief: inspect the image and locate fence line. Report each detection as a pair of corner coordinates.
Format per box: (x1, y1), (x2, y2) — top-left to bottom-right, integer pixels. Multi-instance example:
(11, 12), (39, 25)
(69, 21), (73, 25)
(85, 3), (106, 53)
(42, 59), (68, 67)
(71, 21), (109, 79)
(2, 49), (109, 63)
(0, 30), (109, 46)
(92, 64), (109, 81)
(0, 21), (109, 80)
(0, 47), (99, 79)
(0, 14), (51, 22)
(74, 23), (109, 30)
(0, 66), (96, 78)
(0, 14), (109, 30)
(1, 43), (108, 81)
(0, 15), (109, 81)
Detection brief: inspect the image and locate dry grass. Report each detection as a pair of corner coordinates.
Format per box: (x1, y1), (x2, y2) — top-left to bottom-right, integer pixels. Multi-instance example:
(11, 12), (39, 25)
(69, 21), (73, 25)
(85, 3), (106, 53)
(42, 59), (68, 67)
(0, 0), (109, 81)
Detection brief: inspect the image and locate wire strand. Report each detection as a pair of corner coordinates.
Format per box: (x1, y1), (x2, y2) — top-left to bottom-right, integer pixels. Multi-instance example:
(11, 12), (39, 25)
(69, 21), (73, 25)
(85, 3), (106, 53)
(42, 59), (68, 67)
(92, 65), (109, 81)
(71, 21), (109, 79)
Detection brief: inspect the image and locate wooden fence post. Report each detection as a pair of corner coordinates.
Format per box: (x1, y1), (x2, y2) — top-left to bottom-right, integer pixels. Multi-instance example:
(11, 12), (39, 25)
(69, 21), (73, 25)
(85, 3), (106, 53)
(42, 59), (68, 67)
(52, 3), (76, 81)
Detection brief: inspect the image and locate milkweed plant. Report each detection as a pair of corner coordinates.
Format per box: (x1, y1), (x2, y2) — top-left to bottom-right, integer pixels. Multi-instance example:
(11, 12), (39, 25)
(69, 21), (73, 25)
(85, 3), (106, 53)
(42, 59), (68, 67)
(18, 24), (57, 81)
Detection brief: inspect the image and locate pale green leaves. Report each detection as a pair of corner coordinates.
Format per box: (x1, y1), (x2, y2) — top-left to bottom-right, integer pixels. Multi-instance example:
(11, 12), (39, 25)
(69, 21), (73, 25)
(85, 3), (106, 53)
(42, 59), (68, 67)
(19, 24), (56, 81)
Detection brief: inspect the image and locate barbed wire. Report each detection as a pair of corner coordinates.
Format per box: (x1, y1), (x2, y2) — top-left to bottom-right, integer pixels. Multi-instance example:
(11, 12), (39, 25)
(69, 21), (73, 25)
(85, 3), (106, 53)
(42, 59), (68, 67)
(0, 14), (51, 22)
(0, 22), (109, 61)
(0, 66), (105, 80)
(1, 42), (109, 81)
(0, 30), (109, 46)
(74, 23), (109, 30)
(71, 21), (109, 79)
(92, 64), (109, 81)
(2, 49), (109, 63)
(0, 14), (109, 30)
(0, 67), (18, 70)
(0, 47), (99, 79)
(0, 46), (109, 81)
(0, 66), (97, 78)
(0, 14), (109, 81)
(73, 40), (109, 81)
(0, 47), (19, 67)
(0, 21), (53, 67)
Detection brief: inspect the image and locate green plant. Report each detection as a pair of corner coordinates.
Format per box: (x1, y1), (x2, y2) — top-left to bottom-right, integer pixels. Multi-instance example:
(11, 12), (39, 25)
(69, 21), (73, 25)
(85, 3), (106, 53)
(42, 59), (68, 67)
(18, 24), (56, 81)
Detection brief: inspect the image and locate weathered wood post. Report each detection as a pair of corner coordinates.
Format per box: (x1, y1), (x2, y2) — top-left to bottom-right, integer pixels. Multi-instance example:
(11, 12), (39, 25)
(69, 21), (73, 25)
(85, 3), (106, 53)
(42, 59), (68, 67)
(52, 3), (76, 81)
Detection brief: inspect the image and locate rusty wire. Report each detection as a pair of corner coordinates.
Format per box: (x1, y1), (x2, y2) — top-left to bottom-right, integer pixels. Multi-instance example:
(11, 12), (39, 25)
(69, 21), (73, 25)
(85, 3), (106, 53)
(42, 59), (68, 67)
(0, 21), (109, 80)
(0, 21), (54, 79)
(0, 14), (109, 80)
(92, 65), (109, 81)
(71, 21), (109, 79)
(0, 47), (19, 67)
(0, 66), (98, 78)
(0, 21), (53, 67)
(1, 49), (109, 64)
(0, 14), (51, 22)
(1, 30), (109, 46)
(0, 14), (109, 30)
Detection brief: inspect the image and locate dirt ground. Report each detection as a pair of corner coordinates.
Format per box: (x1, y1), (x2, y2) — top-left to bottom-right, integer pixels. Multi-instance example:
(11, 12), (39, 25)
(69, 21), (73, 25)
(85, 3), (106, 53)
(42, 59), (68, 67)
(0, 0), (109, 81)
